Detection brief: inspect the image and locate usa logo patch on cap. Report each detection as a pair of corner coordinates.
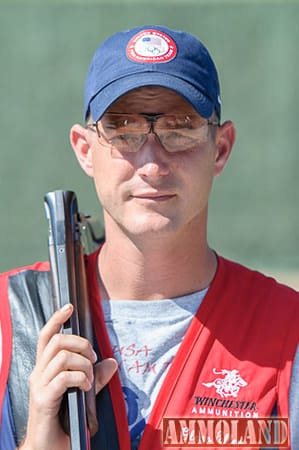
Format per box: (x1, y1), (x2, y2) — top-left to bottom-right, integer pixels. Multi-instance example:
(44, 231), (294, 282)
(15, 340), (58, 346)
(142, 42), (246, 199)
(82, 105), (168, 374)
(126, 29), (177, 63)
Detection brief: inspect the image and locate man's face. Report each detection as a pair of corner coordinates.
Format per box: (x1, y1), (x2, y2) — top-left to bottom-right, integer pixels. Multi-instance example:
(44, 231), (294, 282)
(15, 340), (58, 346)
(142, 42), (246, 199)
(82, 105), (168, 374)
(75, 87), (233, 241)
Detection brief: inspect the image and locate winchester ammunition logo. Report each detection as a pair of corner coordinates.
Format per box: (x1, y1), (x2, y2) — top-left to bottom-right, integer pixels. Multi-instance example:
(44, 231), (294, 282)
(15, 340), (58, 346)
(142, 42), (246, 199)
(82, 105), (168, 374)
(192, 369), (256, 418)
(202, 369), (247, 398)
(192, 395), (258, 418)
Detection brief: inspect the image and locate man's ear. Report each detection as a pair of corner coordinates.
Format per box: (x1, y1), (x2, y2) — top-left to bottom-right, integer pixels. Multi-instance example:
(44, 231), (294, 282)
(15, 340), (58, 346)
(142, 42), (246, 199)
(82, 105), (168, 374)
(70, 124), (94, 177)
(214, 120), (236, 177)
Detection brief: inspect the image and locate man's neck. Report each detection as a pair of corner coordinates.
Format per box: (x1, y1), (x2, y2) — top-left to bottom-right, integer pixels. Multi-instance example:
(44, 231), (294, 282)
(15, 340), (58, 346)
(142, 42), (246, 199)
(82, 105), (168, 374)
(97, 220), (217, 301)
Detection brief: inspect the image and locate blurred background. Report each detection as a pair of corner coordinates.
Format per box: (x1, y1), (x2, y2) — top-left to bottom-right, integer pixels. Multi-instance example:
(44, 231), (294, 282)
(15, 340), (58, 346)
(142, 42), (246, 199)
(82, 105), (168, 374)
(1, 0), (298, 288)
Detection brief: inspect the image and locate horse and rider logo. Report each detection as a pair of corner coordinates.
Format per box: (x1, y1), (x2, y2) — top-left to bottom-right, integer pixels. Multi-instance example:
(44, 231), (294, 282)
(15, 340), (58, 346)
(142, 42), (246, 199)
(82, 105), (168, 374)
(202, 368), (247, 398)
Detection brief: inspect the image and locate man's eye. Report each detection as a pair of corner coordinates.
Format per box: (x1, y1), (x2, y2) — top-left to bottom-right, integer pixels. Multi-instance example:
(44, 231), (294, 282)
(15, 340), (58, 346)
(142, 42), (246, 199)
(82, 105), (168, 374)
(159, 116), (196, 130)
(105, 120), (127, 129)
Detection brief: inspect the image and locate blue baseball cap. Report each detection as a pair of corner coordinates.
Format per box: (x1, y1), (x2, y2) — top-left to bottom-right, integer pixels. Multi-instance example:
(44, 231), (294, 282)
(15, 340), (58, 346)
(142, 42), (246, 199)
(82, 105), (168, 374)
(84, 25), (221, 122)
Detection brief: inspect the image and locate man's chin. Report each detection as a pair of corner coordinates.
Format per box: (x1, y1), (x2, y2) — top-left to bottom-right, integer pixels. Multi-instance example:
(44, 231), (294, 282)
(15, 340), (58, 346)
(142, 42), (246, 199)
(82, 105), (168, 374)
(126, 218), (181, 239)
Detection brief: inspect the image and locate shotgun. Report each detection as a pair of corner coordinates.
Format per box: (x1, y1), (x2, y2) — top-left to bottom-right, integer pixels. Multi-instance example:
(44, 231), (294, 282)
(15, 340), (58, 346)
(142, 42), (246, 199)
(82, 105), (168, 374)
(44, 190), (98, 450)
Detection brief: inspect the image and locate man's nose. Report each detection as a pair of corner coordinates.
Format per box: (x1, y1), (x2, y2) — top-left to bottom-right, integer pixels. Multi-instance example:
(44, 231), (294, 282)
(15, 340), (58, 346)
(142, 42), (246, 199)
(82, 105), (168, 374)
(135, 133), (170, 180)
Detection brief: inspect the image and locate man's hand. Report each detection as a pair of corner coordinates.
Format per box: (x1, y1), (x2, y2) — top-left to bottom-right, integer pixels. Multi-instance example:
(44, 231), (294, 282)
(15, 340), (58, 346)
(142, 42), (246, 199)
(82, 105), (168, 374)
(19, 304), (117, 450)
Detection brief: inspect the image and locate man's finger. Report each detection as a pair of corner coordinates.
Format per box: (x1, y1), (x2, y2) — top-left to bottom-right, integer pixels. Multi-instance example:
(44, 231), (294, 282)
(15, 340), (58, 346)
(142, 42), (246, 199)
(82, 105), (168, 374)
(94, 358), (118, 394)
(36, 304), (73, 360)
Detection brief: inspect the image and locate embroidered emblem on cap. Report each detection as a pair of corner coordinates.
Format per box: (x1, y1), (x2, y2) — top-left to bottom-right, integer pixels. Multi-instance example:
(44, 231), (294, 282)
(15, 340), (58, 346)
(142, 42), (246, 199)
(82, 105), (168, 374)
(126, 29), (177, 63)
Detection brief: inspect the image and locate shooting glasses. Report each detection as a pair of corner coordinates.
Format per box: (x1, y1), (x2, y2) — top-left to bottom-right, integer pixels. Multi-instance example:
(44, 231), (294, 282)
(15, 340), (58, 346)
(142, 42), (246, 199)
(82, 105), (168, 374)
(88, 112), (219, 154)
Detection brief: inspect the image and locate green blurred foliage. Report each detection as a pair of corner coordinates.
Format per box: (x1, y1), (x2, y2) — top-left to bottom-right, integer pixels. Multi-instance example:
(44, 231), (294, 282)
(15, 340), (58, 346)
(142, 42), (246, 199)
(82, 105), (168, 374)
(0, 1), (298, 271)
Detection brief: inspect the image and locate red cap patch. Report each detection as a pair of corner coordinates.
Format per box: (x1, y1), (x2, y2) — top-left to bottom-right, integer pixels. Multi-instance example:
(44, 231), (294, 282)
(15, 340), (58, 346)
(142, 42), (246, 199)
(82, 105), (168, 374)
(126, 29), (177, 63)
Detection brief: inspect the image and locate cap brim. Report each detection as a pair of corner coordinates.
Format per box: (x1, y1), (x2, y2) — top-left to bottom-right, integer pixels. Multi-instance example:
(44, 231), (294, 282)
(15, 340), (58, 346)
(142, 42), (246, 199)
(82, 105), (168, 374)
(88, 72), (214, 122)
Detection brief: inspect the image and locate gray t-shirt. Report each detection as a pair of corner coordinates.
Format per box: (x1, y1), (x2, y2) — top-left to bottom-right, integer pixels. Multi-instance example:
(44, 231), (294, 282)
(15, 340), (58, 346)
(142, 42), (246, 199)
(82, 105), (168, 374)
(101, 290), (207, 448)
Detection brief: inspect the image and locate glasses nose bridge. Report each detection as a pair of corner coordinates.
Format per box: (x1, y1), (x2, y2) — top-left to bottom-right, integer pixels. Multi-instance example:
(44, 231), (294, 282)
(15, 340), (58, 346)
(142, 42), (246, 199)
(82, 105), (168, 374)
(143, 114), (161, 139)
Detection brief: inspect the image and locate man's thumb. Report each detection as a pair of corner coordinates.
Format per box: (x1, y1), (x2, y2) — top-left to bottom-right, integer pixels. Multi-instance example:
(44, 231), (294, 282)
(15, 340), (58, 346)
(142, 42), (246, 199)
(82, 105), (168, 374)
(94, 358), (118, 394)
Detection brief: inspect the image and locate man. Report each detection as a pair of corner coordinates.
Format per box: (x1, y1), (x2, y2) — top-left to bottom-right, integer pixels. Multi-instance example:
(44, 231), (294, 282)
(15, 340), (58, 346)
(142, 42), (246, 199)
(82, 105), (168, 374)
(0, 25), (298, 450)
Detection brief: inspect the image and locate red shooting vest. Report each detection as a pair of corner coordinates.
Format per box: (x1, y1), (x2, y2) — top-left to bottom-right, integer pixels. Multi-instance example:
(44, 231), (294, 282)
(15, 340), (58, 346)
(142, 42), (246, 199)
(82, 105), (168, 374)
(85, 251), (299, 450)
(0, 262), (50, 425)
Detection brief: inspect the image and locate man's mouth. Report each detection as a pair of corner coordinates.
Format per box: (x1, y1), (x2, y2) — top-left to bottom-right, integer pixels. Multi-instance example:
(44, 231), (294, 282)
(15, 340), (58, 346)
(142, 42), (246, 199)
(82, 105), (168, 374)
(131, 192), (176, 201)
